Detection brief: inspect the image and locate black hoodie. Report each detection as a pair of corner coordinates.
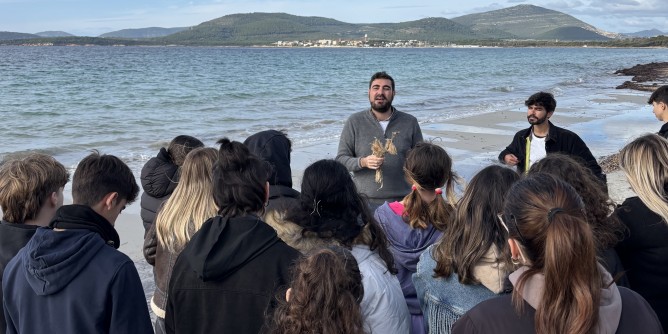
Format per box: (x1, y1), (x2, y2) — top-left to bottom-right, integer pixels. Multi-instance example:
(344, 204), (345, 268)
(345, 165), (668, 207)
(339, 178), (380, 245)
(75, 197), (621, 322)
(243, 130), (300, 213)
(165, 215), (300, 334)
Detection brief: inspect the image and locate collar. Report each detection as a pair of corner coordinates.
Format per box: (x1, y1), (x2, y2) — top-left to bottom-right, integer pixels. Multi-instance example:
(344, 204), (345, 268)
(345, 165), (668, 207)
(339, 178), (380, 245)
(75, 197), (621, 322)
(369, 107), (395, 122)
(525, 121), (557, 142)
(48, 204), (121, 249)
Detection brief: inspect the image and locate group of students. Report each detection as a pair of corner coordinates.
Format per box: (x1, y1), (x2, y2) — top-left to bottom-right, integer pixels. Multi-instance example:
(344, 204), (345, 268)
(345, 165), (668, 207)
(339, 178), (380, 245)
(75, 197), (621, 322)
(0, 87), (666, 334)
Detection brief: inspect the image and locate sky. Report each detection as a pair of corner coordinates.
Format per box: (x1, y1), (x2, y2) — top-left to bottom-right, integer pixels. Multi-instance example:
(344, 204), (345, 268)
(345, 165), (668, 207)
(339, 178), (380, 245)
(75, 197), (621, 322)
(1, 0), (666, 36)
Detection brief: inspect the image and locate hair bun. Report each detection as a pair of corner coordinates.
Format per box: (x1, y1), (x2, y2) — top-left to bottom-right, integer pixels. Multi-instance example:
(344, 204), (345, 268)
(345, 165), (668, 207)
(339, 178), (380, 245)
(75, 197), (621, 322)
(216, 138), (251, 171)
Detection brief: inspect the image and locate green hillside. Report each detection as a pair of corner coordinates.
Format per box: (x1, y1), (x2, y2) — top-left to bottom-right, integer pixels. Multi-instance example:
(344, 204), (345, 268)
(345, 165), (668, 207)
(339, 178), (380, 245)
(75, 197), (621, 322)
(537, 26), (610, 41)
(0, 31), (39, 40)
(452, 4), (606, 40)
(99, 27), (188, 39)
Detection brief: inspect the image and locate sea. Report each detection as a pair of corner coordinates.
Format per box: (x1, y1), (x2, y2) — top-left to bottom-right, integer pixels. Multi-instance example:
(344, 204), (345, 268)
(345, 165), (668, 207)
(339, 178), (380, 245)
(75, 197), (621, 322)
(2, 46), (667, 198)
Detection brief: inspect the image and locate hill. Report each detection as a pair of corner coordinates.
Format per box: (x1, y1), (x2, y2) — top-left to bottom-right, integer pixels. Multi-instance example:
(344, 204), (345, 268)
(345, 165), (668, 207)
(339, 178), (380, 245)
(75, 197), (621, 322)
(158, 12), (510, 45)
(36, 31), (74, 37)
(626, 29), (665, 38)
(0, 31), (39, 40)
(99, 27), (188, 39)
(451, 4), (608, 40)
(537, 26), (610, 41)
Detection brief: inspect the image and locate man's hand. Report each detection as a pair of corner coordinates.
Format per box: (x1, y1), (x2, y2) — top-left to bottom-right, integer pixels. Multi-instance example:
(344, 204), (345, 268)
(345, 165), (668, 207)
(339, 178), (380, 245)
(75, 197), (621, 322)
(504, 153), (519, 166)
(361, 155), (385, 170)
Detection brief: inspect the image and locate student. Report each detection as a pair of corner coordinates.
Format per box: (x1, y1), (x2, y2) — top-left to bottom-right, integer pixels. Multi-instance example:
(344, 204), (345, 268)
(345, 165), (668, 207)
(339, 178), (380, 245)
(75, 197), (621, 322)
(165, 138), (300, 334)
(413, 165), (519, 334)
(648, 85), (668, 138)
(374, 142), (457, 334)
(140, 135), (204, 235)
(528, 153), (627, 286)
(283, 159), (411, 334)
(3, 151), (153, 334)
(270, 246), (365, 334)
(0, 154), (69, 334)
(615, 133), (668, 330)
(453, 173), (662, 334)
(143, 147), (218, 333)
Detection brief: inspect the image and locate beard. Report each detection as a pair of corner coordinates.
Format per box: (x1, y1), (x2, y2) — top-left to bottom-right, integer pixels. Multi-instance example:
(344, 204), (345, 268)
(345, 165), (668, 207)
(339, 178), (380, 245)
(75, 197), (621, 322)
(527, 114), (547, 125)
(370, 96), (393, 113)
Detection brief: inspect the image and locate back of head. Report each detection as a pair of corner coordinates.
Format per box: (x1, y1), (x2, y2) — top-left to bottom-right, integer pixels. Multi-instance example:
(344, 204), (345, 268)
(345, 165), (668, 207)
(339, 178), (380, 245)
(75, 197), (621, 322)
(433, 165), (519, 281)
(271, 246), (364, 334)
(402, 142), (457, 230)
(72, 151), (139, 206)
(619, 133), (668, 222)
(525, 91), (556, 113)
(243, 130), (293, 187)
(168, 135), (204, 167)
(0, 154), (70, 224)
(213, 138), (271, 218)
(369, 71), (395, 90)
(503, 173), (601, 334)
(529, 153), (621, 249)
(156, 147), (219, 253)
(648, 85), (668, 105)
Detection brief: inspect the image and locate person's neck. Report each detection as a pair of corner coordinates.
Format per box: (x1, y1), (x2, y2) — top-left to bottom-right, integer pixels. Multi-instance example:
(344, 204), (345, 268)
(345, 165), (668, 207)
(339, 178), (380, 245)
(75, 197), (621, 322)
(532, 122), (550, 137)
(371, 107), (393, 121)
(24, 208), (55, 227)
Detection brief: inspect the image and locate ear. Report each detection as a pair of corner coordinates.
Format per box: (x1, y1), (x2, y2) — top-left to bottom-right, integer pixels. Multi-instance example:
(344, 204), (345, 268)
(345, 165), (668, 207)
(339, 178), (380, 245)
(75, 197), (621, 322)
(547, 110), (554, 119)
(285, 288), (292, 302)
(102, 192), (119, 211)
(48, 191), (59, 208)
(508, 238), (529, 264)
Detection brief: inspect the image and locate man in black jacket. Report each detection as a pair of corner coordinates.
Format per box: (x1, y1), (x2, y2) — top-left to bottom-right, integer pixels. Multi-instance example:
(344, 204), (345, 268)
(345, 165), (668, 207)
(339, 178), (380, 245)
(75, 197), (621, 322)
(648, 85), (668, 139)
(498, 91), (605, 183)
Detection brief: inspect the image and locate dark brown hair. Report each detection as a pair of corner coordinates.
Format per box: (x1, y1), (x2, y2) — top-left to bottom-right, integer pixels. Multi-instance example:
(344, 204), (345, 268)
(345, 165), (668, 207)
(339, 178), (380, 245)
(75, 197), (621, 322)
(504, 173), (602, 334)
(432, 165), (519, 281)
(72, 151), (139, 206)
(270, 246), (364, 334)
(213, 138), (271, 218)
(528, 153), (622, 249)
(401, 142), (457, 230)
(167, 135), (204, 166)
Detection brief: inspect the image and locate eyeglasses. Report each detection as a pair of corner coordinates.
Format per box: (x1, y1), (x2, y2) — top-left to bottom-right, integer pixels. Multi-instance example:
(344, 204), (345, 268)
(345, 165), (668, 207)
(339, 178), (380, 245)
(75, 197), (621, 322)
(497, 213), (527, 244)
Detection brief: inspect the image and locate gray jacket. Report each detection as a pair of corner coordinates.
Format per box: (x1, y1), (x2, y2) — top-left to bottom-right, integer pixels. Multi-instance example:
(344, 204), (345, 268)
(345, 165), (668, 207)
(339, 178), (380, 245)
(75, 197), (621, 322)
(336, 108), (423, 203)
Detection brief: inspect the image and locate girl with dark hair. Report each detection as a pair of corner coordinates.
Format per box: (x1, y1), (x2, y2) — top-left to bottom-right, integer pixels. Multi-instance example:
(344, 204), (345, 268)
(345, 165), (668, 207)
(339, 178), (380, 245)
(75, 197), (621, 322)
(271, 246), (365, 334)
(413, 165), (519, 334)
(373, 142), (457, 334)
(528, 153), (627, 286)
(452, 173), (662, 334)
(164, 138), (300, 334)
(283, 159), (411, 334)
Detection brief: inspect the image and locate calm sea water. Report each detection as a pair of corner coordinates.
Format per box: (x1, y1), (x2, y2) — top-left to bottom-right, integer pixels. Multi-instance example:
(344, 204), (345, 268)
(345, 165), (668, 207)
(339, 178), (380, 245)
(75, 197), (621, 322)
(1, 46), (667, 183)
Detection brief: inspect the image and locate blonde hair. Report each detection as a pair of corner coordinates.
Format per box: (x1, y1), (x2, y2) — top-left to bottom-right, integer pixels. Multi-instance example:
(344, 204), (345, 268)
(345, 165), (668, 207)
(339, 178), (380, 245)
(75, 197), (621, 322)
(156, 147), (218, 253)
(619, 134), (668, 223)
(0, 153), (69, 224)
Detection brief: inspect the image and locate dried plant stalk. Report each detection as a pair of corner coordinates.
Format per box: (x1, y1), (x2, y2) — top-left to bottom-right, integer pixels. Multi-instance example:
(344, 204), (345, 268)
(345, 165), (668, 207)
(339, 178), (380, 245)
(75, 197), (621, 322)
(370, 132), (399, 189)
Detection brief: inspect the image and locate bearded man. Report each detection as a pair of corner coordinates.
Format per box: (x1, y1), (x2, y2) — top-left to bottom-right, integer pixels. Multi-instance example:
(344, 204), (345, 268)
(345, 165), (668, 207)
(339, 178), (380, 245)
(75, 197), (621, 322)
(499, 91), (605, 183)
(336, 71), (423, 207)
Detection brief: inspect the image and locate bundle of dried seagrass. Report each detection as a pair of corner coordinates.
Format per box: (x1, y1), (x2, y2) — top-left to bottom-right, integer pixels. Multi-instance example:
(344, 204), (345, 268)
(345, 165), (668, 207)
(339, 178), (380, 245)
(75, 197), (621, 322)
(370, 131), (398, 189)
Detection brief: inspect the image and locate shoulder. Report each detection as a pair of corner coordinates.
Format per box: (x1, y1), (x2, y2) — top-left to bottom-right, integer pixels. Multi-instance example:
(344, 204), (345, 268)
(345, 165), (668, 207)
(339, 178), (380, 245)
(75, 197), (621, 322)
(618, 287), (664, 332)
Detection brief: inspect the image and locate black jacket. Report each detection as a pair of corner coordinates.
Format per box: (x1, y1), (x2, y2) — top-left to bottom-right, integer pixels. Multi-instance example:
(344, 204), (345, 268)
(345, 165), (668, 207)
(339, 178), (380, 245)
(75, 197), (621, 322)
(140, 148), (179, 235)
(659, 122), (668, 139)
(615, 195), (668, 331)
(165, 215), (300, 334)
(243, 130), (300, 213)
(498, 121), (605, 182)
(0, 221), (38, 334)
(452, 287), (663, 334)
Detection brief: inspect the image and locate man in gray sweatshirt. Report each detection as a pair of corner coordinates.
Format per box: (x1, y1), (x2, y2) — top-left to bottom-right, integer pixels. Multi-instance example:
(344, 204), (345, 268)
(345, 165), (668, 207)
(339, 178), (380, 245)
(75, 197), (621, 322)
(336, 71), (423, 207)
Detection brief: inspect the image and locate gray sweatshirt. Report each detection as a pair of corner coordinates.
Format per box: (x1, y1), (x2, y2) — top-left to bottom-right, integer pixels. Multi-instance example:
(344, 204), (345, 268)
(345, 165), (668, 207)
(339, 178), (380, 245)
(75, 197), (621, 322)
(336, 108), (423, 203)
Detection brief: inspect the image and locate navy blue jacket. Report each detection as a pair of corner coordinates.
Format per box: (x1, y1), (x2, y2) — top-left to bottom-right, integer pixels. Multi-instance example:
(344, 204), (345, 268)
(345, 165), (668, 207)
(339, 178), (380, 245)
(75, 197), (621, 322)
(2, 206), (153, 334)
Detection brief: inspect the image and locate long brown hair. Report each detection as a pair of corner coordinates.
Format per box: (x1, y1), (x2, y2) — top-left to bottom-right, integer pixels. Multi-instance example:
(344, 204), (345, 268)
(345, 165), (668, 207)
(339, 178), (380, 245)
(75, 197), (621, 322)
(528, 153), (622, 249)
(432, 165), (519, 281)
(504, 173), (602, 334)
(270, 246), (364, 334)
(401, 142), (457, 230)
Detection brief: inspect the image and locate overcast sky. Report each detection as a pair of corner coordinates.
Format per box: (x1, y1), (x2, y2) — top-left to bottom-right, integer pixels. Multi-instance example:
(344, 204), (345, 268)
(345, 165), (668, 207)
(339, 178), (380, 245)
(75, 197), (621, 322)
(1, 0), (665, 36)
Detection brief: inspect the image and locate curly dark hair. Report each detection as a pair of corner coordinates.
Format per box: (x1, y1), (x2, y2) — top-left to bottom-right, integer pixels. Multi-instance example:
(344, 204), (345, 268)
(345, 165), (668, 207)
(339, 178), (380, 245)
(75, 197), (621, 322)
(528, 153), (623, 249)
(270, 246), (364, 334)
(285, 159), (397, 274)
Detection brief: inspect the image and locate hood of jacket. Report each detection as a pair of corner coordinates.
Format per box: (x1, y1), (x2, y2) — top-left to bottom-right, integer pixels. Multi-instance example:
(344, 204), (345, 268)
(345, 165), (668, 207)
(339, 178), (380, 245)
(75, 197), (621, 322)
(141, 147), (179, 198)
(375, 202), (442, 272)
(21, 227), (105, 296)
(243, 130), (293, 188)
(181, 215), (281, 281)
(509, 263), (622, 333)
